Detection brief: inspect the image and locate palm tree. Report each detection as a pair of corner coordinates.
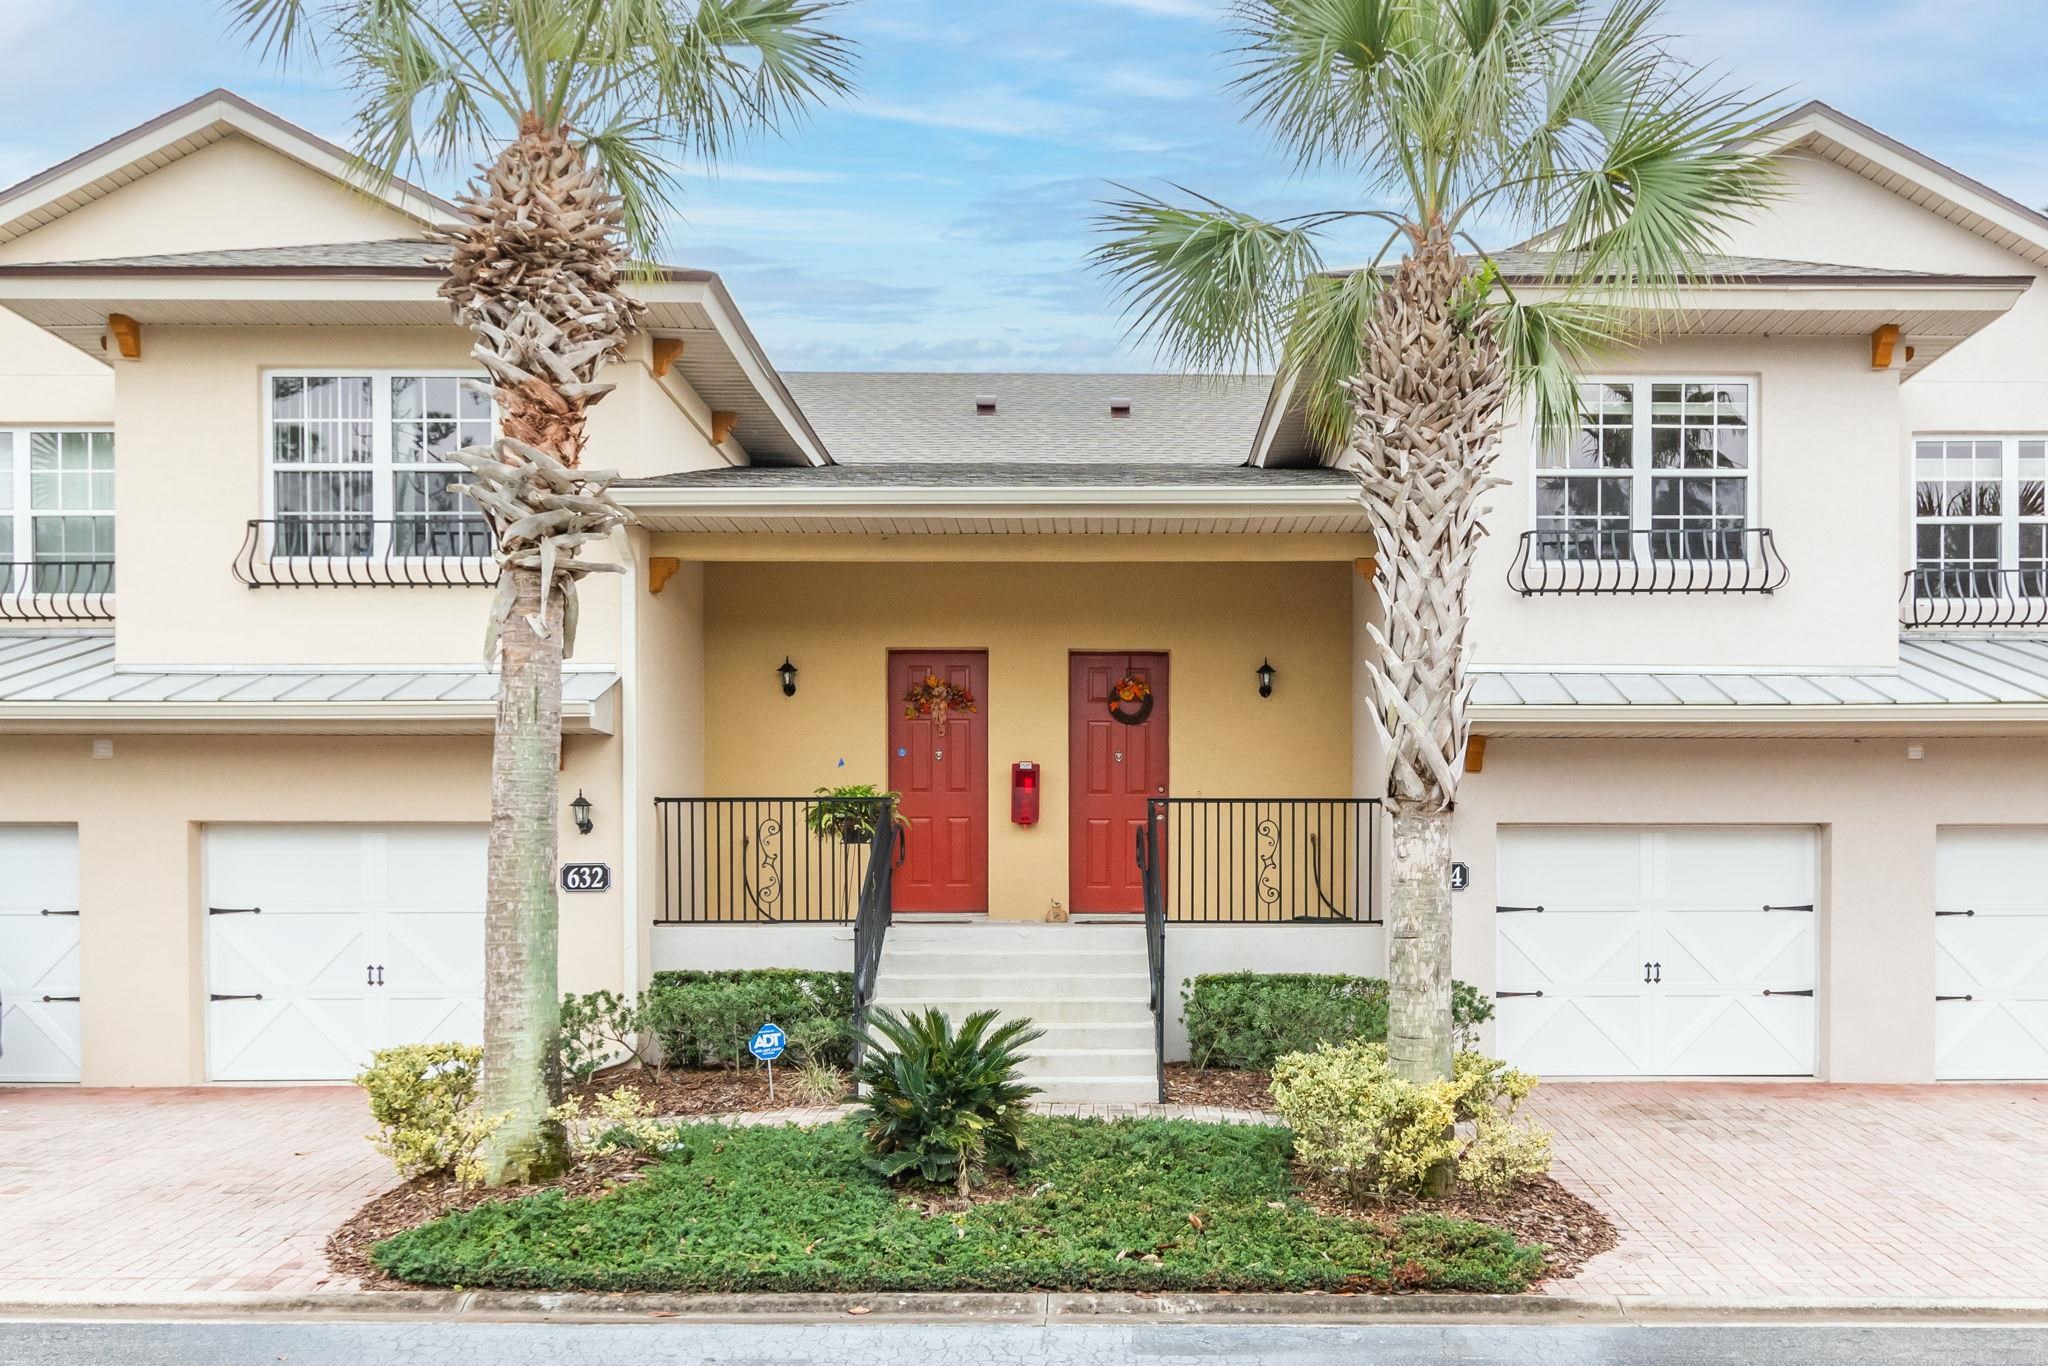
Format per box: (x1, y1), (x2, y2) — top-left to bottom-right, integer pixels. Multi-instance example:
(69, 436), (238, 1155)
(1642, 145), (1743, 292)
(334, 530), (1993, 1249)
(1093, 0), (1781, 1089)
(231, 0), (854, 1183)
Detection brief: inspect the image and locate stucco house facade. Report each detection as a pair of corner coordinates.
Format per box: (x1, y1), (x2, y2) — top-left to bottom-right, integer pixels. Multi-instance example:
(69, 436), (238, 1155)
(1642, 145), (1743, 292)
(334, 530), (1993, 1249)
(1, 93), (2045, 1097)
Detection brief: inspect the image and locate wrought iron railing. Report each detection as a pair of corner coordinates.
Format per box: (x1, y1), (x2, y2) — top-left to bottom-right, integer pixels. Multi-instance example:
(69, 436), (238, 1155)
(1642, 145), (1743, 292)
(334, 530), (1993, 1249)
(850, 806), (898, 1071)
(1901, 567), (2048, 629)
(0, 560), (114, 622)
(233, 518), (498, 588)
(1137, 818), (1167, 1103)
(653, 796), (900, 925)
(1143, 797), (1382, 924)
(1506, 527), (1788, 595)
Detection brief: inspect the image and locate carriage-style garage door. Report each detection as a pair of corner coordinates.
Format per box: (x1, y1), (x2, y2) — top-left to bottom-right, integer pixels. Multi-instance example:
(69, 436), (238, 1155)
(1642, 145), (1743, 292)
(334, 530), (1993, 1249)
(1936, 827), (2048, 1079)
(0, 826), (82, 1083)
(1495, 827), (1818, 1077)
(206, 825), (485, 1081)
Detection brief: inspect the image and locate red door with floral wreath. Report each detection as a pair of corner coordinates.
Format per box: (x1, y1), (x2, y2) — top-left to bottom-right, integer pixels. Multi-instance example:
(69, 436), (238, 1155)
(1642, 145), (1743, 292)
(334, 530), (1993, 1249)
(888, 650), (988, 912)
(1069, 652), (1169, 913)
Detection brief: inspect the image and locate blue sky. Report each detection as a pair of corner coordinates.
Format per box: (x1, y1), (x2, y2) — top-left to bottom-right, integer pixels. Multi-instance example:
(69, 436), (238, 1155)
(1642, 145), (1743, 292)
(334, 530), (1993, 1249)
(3, 1), (2047, 371)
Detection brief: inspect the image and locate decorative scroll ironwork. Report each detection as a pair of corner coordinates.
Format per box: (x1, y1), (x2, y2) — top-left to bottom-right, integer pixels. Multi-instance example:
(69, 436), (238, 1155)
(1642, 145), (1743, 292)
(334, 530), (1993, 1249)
(1900, 567), (2048, 628)
(233, 518), (499, 588)
(0, 560), (114, 622)
(1144, 798), (1382, 924)
(654, 797), (896, 925)
(1506, 527), (1788, 596)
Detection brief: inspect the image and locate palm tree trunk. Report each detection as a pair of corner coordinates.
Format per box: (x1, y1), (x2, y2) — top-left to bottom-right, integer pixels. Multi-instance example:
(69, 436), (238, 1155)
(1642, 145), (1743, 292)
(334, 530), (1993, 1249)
(478, 563), (570, 1184)
(1386, 804), (1454, 1085)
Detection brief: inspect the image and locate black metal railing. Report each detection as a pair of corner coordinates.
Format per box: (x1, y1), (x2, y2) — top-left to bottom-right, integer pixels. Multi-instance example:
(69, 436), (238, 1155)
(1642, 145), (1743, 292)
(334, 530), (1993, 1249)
(0, 560), (114, 622)
(233, 518), (498, 588)
(1901, 567), (2048, 628)
(1137, 817), (1167, 1103)
(850, 805), (898, 1071)
(1144, 797), (1382, 924)
(1506, 527), (1788, 595)
(654, 796), (901, 925)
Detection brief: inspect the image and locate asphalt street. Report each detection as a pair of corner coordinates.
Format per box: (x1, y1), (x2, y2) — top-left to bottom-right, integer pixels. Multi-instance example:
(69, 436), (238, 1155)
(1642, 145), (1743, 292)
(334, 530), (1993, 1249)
(2, 1320), (2045, 1365)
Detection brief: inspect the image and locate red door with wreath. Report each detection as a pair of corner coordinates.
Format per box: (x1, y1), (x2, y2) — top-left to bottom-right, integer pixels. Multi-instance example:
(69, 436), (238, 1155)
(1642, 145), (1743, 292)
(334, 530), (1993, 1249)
(1068, 652), (1169, 913)
(888, 650), (989, 912)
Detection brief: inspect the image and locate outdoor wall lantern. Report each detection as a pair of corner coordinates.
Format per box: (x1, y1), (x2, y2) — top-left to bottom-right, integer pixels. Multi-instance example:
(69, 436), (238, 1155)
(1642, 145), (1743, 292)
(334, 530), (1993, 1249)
(571, 790), (594, 836)
(1256, 659), (1276, 699)
(778, 657), (800, 697)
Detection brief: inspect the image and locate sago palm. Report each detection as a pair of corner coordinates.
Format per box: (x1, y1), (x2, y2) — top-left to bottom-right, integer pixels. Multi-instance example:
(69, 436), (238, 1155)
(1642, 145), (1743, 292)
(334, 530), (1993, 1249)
(231, 0), (854, 1183)
(1093, 0), (1781, 1088)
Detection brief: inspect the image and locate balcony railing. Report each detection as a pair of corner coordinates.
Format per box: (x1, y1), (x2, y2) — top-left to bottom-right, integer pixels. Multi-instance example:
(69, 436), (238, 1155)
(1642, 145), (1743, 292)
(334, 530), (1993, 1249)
(1901, 567), (2048, 629)
(1506, 527), (1788, 596)
(653, 796), (900, 925)
(1140, 797), (1381, 924)
(233, 518), (498, 588)
(1, 560), (114, 622)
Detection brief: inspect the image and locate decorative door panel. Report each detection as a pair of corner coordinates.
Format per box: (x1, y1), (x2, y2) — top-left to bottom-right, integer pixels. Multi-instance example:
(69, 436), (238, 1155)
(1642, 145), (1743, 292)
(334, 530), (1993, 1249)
(888, 651), (989, 912)
(1936, 828), (2048, 1078)
(1068, 653), (1168, 913)
(0, 826), (82, 1082)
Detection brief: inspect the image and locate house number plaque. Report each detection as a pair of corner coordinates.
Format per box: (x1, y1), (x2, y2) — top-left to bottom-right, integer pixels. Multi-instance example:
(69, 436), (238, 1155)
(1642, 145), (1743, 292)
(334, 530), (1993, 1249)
(560, 862), (612, 892)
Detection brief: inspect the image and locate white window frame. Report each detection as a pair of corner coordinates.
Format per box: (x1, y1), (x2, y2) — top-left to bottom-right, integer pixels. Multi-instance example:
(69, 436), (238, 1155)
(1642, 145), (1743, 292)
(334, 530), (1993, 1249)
(1530, 375), (1760, 563)
(1911, 433), (2048, 598)
(1, 426), (115, 595)
(260, 368), (493, 561)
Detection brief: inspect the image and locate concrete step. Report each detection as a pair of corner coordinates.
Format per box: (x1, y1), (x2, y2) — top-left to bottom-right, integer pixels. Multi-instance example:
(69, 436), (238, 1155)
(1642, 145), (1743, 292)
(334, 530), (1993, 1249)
(1013, 1048), (1156, 1080)
(1026, 1076), (1160, 1105)
(870, 997), (1154, 1027)
(884, 923), (1145, 947)
(879, 971), (1149, 1001)
(879, 948), (1150, 976)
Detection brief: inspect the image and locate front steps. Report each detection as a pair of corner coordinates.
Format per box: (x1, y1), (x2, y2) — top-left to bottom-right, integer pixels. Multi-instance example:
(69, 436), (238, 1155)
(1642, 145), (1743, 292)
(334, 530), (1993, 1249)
(869, 921), (1157, 1104)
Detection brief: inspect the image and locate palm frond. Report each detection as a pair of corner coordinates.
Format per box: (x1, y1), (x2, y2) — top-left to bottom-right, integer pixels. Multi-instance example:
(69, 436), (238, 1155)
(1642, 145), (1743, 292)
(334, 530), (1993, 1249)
(1485, 292), (1627, 444)
(1280, 265), (1384, 452)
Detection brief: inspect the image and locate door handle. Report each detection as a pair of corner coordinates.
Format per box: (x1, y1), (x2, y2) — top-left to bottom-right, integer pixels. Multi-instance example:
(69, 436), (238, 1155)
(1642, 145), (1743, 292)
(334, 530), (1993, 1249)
(375, 965), (385, 987)
(1644, 961), (1652, 984)
(367, 964), (375, 987)
(1652, 962), (1661, 984)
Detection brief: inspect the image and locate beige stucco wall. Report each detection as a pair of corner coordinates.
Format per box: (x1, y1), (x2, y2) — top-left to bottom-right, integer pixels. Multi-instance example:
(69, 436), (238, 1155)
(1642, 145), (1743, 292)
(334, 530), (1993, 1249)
(2, 731), (626, 1086)
(691, 558), (1357, 920)
(1450, 735), (2048, 1083)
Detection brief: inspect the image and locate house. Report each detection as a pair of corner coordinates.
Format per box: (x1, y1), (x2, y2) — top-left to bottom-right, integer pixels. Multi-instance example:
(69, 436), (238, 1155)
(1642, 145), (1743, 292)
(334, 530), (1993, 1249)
(1, 93), (2045, 1099)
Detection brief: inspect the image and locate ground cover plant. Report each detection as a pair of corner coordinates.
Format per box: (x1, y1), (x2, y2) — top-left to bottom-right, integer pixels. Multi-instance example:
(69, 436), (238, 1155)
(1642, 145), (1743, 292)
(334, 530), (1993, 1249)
(369, 1115), (1546, 1294)
(1183, 973), (1493, 1070)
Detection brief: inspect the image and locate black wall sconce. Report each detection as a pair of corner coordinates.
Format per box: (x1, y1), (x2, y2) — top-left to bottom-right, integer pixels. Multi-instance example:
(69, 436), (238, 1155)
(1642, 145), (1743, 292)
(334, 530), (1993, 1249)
(777, 657), (799, 697)
(1255, 658), (1276, 698)
(570, 790), (593, 835)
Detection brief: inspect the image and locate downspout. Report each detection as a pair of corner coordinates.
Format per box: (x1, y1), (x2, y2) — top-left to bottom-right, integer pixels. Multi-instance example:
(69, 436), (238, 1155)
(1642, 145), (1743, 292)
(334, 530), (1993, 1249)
(616, 529), (641, 1001)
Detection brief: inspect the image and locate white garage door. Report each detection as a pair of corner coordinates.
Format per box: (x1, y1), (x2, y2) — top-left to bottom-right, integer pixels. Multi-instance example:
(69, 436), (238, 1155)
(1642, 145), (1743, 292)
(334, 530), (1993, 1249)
(1936, 828), (2048, 1079)
(0, 826), (82, 1083)
(206, 825), (485, 1082)
(1496, 827), (1817, 1077)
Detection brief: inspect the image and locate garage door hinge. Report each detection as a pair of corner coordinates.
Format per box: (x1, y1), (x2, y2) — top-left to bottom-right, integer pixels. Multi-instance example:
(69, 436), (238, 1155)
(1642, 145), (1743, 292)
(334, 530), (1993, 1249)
(1495, 990), (1544, 998)
(40, 995), (79, 1003)
(39, 908), (79, 916)
(1936, 994), (1974, 1002)
(209, 993), (264, 1002)
(1495, 905), (1544, 914)
(207, 906), (262, 915)
(1763, 903), (1814, 913)
(1761, 988), (1815, 997)
(1935, 909), (1975, 917)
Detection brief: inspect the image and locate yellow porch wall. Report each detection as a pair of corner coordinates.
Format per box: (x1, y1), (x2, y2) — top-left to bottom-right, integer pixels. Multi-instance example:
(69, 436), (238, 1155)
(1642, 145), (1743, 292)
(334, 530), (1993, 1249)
(700, 559), (1354, 920)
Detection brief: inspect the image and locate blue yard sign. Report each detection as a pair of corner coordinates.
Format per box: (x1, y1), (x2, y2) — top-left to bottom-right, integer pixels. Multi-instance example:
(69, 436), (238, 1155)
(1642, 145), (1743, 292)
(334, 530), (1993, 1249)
(749, 1023), (788, 1062)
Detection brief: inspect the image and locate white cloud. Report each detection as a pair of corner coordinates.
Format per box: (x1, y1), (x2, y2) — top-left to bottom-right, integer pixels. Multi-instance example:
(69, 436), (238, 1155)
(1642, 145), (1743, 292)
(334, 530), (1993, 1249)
(680, 162), (849, 185)
(1079, 0), (1219, 18)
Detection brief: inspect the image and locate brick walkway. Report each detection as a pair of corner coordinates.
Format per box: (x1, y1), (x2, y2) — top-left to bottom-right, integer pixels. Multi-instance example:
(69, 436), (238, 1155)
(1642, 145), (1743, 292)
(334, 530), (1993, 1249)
(5, 1081), (2048, 1300)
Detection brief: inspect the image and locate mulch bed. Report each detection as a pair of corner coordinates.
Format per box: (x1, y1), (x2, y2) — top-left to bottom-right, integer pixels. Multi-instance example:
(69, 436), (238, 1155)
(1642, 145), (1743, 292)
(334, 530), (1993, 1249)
(1163, 1063), (1273, 1110)
(570, 1062), (850, 1115)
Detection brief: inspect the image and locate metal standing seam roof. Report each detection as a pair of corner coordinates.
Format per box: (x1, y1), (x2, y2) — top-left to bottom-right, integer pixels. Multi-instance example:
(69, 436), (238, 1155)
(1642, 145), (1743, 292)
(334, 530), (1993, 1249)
(0, 633), (618, 712)
(1472, 637), (2048, 709)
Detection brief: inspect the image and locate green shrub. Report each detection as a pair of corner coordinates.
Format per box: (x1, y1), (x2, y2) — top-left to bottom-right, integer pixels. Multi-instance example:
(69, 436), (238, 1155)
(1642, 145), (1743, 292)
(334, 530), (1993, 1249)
(1181, 972), (1495, 1069)
(854, 1007), (1041, 1195)
(1269, 1042), (1552, 1200)
(355, 1043), (505, 1187)
(558, 989), (643, 1084)
(644, 968), (855, 1069)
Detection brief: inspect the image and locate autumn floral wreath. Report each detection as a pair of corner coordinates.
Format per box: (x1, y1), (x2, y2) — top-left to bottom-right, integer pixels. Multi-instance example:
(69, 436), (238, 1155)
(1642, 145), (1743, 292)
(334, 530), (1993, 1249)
(1107, 672), (1153, 726)
(903, 673), (977, 737)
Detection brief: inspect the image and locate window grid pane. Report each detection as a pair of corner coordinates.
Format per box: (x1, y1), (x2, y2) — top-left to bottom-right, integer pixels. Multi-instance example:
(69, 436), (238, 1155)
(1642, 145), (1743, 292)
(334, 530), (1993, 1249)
(1914, 438), (2007, 597)
(18, 428), (114, 589)
(1647, 381), (1751, 559)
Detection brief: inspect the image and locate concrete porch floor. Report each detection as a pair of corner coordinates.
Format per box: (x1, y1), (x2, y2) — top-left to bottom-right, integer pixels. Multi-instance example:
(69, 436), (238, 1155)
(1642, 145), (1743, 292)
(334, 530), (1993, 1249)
(3, 1081), (2046, 1300)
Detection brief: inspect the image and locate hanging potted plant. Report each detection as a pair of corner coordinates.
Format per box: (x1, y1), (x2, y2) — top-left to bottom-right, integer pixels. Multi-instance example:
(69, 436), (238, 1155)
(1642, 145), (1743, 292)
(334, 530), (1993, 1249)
(807, 784), (909, 845)
(903, 672), (976, 737)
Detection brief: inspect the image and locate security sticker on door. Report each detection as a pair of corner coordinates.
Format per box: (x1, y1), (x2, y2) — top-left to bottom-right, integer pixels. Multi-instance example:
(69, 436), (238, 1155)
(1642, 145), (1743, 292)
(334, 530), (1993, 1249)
(560, 862), (611, 892)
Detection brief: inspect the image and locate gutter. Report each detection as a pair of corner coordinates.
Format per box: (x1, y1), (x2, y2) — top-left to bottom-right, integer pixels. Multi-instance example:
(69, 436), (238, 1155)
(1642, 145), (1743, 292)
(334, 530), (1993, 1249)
(1471, 702), (2048, 735)
(0, 686), (619, 734)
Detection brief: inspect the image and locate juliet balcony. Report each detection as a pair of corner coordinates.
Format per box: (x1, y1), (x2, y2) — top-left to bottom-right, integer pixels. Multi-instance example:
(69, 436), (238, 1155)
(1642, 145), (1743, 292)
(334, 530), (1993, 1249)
(233, 517), (498, 589)
(0, 560), (114, 623)
(1506, 527), (1789, 596)
(1901, 567), (2048, 629)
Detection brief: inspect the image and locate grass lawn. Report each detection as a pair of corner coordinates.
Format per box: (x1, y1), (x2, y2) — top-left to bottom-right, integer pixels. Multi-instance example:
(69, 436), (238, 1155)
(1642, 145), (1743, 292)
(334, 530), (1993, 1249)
(372, 1116), (1547, 1294)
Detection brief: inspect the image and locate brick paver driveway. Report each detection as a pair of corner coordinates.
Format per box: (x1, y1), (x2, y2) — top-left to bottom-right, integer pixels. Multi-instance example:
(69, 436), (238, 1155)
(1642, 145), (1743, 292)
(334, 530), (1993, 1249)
(5, 1081), (2048, 1300)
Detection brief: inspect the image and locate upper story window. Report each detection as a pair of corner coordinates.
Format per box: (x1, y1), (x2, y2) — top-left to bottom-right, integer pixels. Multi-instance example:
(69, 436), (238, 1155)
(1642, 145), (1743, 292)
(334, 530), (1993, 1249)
(1, 428), (115, 593)
(1535, 379), (1753, 561)
(1912, 437), (2048, 598)
(265, 372), (492, 558)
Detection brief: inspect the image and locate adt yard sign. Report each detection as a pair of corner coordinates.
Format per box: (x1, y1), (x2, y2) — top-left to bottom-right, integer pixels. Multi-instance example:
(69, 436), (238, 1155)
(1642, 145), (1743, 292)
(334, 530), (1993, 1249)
(749, 1023), (788, 1062)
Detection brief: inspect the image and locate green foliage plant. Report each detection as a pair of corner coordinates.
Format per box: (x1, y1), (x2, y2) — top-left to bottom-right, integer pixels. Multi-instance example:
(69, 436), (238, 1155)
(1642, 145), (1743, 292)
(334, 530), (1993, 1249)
(356, 1043), (507, 1187)
(854, 1008), (1042, 1195)
(1182, 972), (1494, 1069)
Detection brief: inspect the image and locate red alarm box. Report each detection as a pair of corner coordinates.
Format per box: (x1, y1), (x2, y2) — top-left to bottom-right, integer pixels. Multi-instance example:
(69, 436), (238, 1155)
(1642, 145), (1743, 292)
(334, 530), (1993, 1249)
(1011, 762), (1040, 826)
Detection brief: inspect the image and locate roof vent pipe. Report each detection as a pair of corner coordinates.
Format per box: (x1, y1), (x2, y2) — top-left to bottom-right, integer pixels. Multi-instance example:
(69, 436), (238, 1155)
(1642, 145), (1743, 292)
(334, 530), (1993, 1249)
(974, 395), (997, 415)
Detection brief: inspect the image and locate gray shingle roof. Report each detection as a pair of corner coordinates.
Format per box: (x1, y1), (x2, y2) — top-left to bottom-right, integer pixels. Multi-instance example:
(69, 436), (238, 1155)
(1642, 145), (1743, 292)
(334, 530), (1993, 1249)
(780, 372), (1273, 465)
(0, 237), (711, 279)
(1473, 637), (2048, 709)
(620, 461), (1349, 490)
(1348, 250), (2023, 286)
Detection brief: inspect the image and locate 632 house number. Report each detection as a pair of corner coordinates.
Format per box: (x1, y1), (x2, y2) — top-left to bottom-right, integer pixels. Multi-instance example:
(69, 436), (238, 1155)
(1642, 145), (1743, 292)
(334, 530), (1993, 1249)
(560, 862), (612, 892)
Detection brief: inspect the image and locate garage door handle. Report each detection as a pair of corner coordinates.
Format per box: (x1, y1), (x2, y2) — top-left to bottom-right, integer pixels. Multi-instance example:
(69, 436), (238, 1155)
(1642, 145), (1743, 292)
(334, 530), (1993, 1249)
(39, 908), (79, 917)
(40, 995), (80, 1003)
(376, 965), (384, 987)
(208, 906), (262, 915)
(367, 964), (375, 987)
(209, 993), (263, 1002)
(1763, 904), (1814, 913)
(1936, 994), (1974, 1002)
(1495, 990), (1543, 998)
(1762, 988), (1814, 997)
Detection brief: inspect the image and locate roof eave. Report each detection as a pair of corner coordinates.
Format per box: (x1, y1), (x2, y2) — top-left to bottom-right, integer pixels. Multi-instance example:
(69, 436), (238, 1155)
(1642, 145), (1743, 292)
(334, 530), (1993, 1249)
(0, 686), (617, 735)
(1472, 701), (2048, 737)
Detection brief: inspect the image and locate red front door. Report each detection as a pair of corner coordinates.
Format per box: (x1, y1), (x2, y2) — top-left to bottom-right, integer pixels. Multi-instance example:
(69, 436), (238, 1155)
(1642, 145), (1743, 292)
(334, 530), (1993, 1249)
(888, 650), (989, 912)
(1069, 652), (1169, 913)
